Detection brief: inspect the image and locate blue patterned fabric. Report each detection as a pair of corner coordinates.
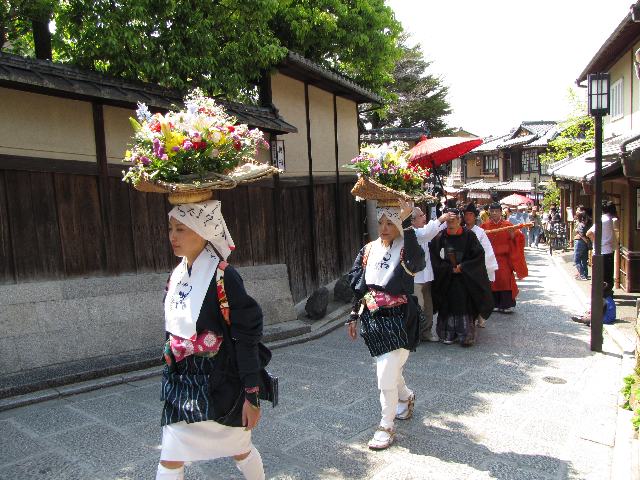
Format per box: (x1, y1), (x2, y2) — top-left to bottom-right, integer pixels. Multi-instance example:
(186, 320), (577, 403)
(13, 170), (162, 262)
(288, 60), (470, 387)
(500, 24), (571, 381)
(359, 305), (409, 357)
(161, 355), (219, 427)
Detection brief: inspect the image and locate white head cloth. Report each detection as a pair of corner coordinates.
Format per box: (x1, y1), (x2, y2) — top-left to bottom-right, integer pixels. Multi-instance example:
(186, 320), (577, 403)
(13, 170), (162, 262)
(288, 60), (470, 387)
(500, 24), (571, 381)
(365, 205), (405, 288)
(168, 200), (235, 261)
(375, 206), (404, 238)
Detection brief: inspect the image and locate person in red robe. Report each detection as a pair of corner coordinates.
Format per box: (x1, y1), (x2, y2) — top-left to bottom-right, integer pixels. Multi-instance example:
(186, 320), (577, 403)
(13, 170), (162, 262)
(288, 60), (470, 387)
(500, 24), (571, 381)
(481, 202), (528, 312)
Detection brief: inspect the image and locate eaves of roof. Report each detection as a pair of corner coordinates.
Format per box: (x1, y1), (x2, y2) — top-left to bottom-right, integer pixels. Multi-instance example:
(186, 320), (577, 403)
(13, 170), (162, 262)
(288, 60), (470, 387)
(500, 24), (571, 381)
(0, 52), (298, 134)
(577, 7), (640, 83)
(498, 134), (538, 149)
(548, 132), (640, 181)
(471, 134), (511, 153)
(279, 51), (383, 105)
(360, 127), (430, 143)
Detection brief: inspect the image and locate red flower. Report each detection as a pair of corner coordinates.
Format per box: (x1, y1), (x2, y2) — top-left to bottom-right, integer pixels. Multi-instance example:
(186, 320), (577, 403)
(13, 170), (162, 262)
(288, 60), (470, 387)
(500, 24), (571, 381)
(192, 141), (206, 150)
(233, 140), (242, 151)
(227, 126), (235, 133)
(150, 122), (161, 132)
(403, 174), (411, 181)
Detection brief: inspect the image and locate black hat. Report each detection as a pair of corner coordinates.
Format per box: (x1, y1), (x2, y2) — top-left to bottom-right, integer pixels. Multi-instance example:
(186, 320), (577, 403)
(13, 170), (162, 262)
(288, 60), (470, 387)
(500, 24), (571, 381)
(443, 198), (461, 215)
(488, 202), (501, 211)
(464, 202), (479, 216)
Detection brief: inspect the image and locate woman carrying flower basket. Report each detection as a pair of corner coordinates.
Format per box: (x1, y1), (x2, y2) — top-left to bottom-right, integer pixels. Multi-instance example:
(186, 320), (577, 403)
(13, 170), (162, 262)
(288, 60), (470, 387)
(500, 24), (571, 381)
(345, 142), (432, 450)
(156, 200), (268, 480)
(346, 198), (426, 450)
(120, 91), (276, 480)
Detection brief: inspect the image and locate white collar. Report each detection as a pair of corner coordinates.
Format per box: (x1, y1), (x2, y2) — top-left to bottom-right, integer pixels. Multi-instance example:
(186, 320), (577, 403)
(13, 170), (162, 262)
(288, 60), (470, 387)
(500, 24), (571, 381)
(364, 238), (404, 288)
(164, 244), (220, 339)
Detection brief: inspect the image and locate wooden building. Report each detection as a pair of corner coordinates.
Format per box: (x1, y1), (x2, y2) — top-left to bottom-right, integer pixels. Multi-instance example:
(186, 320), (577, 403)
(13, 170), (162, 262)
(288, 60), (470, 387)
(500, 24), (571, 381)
(548, 4), (640, 293)
(0, 50), (379, 385)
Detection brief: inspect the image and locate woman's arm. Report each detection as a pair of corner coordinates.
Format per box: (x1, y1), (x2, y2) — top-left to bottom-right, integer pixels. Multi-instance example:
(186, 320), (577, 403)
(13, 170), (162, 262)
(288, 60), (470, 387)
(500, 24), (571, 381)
(347, 246), (368, 299)
(224, 267), (263, 394)
(401, 228), (426, 274)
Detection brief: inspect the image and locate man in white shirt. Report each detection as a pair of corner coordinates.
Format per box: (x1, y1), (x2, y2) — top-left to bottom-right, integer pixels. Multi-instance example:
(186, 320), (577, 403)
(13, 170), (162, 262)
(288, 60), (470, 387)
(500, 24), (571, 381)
(463, 203), (499, 327)
(586, 201), (619, 297)
(411, 207), (453, 342)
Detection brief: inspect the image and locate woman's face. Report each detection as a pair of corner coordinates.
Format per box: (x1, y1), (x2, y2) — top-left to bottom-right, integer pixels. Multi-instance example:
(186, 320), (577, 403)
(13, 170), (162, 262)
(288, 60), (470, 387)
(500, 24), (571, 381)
(378, 215), (400, 243)
(168, 217), (207, 259)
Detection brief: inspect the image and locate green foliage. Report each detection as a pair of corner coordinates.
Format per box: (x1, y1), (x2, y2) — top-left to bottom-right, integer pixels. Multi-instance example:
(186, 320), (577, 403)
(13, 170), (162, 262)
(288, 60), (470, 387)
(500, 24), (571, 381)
(270, 0), (402, 99)
(363, 36), (452, 136)
(541, 180), (560, 211)
(0, 0), (56, 56)
(621, 374), (640, 431)
(2, 0), (404, 100)
(539, 89), (594, 208)
(540, 89), (594, 165)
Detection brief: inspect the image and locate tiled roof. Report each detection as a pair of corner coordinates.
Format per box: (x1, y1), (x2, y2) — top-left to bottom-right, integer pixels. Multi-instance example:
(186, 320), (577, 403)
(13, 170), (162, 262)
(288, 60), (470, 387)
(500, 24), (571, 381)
(471, 134), (511, 153)
(360, 127), (430, 143)
(527, 125), (560, 148)
(0, 52), (298, 134)
(519, 121), (557, 136)
(463, 179), (502, 191)
(498, 134), (538, 149)
(548, 132), (640, 181)
(281, 51), (383, 104)
(462, 179), (532, 192)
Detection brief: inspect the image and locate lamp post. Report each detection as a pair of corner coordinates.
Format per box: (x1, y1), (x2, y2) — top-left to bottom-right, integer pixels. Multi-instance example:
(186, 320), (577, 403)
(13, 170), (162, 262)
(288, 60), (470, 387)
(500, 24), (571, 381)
(587, 73), (610, 352)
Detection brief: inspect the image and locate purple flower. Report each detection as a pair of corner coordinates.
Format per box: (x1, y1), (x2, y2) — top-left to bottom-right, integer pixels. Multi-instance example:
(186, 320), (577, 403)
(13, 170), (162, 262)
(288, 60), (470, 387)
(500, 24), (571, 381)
(172, 146), (180, 152)
(152, 137), (161, 156)
(140, 156), (150, 166)
(161, 154), (168, 161)
(183, 140), (193, 151)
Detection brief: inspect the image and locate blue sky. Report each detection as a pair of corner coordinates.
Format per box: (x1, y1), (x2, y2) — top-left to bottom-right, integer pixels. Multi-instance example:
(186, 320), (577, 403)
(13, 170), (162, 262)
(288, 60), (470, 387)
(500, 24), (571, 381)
(387, 0), (632, 137)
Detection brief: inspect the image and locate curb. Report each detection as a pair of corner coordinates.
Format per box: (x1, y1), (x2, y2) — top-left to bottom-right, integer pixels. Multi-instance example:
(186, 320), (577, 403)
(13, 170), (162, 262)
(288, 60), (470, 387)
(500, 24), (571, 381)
(0, 304), (351, 413)
(549, 254), (635, 355)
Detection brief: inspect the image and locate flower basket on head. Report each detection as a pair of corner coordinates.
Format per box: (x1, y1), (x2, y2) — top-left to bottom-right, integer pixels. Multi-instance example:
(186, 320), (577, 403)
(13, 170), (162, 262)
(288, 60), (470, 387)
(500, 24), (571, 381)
(122, 89), (278, 205)
(346, 142), (435, 205)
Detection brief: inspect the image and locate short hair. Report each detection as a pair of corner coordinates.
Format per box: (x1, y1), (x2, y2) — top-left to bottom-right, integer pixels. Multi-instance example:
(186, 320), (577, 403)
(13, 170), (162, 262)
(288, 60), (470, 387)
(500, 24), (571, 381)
(575, 211), (585, 222)
(411, 207), (423, 220)
(602, 201), (617, 216)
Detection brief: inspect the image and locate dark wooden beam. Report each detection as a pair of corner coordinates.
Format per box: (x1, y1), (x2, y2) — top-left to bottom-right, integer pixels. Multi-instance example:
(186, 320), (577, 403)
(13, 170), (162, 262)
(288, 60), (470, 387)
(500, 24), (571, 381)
(92, 102), (114, 273)
(0, 154), (99, 175)
(333, 93), (344, 272)
(304, 82), (318, 285)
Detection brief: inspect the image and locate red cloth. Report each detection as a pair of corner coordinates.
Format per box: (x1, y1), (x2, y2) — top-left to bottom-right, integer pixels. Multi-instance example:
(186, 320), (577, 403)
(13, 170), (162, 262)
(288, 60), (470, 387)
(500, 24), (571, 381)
(481, 220), (528, 299)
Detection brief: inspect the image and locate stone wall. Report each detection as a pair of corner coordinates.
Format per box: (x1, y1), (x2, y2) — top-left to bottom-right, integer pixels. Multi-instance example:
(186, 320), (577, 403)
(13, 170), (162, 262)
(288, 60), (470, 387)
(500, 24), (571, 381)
(0, 264), (296, 377)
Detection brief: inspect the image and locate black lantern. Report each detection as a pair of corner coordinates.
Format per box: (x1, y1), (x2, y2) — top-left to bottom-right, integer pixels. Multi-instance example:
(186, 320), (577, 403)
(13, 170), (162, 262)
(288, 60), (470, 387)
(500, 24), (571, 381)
(587, 73), (610, 116)
(632, 2), (640, 22)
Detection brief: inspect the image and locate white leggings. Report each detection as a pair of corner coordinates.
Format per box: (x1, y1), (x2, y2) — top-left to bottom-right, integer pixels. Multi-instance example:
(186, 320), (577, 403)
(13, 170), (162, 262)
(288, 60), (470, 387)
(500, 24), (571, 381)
(376, 348), (412, 429)
(155, 447), (264, 480)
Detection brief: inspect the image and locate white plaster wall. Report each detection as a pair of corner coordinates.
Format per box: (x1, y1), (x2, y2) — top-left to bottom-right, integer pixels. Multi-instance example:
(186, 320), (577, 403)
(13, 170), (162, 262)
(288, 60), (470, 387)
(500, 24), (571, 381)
(0, 87), (96, 162)
(336, 96), (359, 172)
(308, 85), (335, 174)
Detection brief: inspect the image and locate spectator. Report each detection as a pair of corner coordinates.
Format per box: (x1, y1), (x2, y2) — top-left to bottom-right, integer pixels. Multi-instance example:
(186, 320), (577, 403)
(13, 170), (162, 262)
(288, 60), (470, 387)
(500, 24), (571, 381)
(573, 211), (590, 280)
(586, 201), (619, 297)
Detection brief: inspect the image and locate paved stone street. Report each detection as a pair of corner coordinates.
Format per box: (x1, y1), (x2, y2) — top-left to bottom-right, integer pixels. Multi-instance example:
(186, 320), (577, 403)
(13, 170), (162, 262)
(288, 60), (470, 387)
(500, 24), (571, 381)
(0, 249), (630, 479)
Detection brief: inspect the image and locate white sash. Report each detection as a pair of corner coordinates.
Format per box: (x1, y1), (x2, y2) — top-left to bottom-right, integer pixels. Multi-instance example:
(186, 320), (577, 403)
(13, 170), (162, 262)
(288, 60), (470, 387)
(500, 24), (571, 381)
(164, 244), (219, 340)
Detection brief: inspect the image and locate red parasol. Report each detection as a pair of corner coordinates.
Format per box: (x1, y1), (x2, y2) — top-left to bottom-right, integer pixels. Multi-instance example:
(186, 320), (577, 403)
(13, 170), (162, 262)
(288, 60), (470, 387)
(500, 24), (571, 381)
(499, 193), (531, 207)
(409, 136), (483, 169)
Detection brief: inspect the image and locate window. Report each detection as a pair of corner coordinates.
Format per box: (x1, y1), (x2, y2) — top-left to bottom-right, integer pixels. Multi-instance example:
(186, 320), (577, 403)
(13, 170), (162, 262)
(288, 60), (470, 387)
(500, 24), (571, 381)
(483, 154), (498, 173)
(610, 78), (623, 119)
(522, 150), (538, 173)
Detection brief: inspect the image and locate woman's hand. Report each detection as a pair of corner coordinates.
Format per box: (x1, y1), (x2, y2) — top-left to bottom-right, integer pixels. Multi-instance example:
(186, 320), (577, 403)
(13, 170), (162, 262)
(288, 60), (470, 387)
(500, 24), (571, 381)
(242, 399), (261, 431)
(347, 321), (358, 340)
(453, 265), (462, 274)
(398, 199), (414, 220)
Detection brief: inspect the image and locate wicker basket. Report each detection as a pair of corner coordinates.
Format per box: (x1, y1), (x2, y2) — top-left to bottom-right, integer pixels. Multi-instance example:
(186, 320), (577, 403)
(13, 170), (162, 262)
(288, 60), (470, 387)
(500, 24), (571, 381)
(350, 176), (435, 204)
(133, 163), (280, 205)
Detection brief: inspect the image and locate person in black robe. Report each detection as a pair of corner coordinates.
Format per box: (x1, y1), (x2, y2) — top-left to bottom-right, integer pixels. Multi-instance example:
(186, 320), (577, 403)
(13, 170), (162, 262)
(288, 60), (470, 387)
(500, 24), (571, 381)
(429, 205), (494, 347)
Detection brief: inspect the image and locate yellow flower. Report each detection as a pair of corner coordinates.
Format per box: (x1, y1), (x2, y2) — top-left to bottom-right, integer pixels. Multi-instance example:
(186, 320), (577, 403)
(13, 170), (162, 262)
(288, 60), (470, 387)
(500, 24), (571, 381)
(164, 132), (186, 156)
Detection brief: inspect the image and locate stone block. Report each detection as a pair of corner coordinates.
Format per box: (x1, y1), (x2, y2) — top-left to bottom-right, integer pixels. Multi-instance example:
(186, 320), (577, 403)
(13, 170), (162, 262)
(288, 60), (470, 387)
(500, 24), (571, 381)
(305, 287), (329, 320)
(333, 275), (354, 303)
(11, 401), (95, 436)
(35, 298), (89, 333)
(0, 451), (91, 480)
(0, 302), (38, 336)
(0, 281), (63, 306)
(0, 420), (47, 464)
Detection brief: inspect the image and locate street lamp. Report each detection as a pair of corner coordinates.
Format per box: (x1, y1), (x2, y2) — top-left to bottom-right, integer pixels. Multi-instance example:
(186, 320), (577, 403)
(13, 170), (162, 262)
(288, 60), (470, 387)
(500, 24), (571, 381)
(587, 72), (610, 352)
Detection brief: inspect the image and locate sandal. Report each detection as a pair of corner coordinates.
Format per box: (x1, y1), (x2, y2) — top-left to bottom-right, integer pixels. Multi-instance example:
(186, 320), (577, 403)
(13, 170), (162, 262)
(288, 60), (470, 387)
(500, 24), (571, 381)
(396, 392), (415, 420)
(368, 426), (395, 450)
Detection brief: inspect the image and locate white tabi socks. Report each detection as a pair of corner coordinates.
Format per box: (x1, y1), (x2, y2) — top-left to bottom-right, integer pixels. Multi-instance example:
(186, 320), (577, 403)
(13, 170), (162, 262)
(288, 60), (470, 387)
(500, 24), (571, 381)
(235, 447), (265, 480)
(155, 463), (184, 480)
